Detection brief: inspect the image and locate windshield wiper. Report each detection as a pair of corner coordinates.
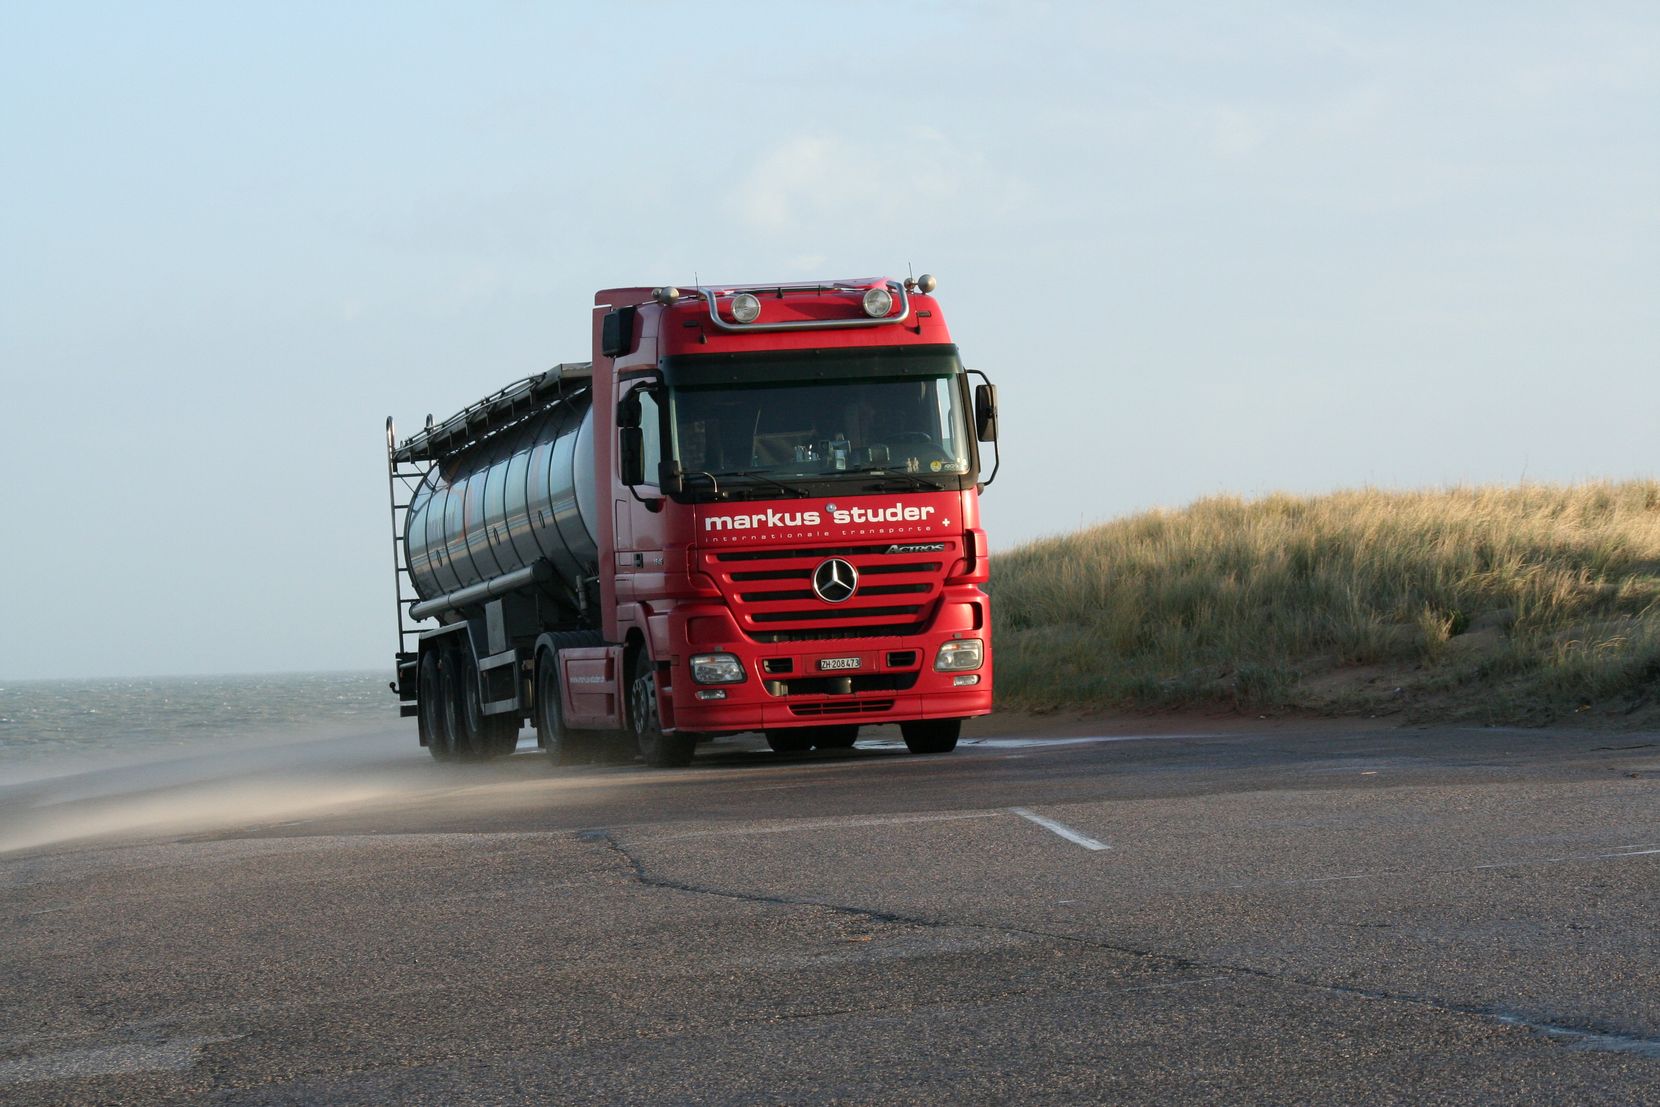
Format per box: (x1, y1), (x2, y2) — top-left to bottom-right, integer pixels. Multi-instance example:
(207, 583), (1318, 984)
(715, 470), (814, 498)
(862, 466), (948, 491)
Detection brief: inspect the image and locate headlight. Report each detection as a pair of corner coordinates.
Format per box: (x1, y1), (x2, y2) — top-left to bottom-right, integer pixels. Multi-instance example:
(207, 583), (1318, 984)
(862, 287), (894, 318)
(731, 293), (762, 324)
(934, 638), (983, 672)
(690, 652), (746, 684)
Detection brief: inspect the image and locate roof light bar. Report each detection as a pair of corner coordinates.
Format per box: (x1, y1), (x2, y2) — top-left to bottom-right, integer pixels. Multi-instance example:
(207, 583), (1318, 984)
(691, 279), (911, 334)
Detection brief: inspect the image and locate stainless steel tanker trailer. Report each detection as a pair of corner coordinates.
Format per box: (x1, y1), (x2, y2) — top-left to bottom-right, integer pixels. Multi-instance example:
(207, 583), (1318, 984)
(385, 277), (998, 767)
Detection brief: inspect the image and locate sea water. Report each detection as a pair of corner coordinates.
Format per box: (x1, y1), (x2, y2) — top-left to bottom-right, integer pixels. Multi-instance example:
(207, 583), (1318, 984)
(0, 672), (398, 777)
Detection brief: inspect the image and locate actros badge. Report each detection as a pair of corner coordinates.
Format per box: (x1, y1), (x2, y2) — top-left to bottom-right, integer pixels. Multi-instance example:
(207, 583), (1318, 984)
(811, 558), (859, 603)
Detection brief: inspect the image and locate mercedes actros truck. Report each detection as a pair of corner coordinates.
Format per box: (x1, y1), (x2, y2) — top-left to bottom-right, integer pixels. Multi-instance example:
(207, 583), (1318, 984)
(385, 274), (998, 766)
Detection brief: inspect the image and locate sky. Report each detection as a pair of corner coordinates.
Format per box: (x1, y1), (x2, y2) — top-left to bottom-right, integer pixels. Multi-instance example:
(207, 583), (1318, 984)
(2, 2), (1656, 679)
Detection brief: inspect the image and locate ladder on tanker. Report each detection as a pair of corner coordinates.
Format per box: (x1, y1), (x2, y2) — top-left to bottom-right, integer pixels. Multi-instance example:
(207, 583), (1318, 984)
(385, 415), (433, 717)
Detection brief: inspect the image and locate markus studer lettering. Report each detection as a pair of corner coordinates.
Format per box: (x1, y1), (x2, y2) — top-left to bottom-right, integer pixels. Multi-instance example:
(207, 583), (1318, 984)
(703, 502), (938, 532)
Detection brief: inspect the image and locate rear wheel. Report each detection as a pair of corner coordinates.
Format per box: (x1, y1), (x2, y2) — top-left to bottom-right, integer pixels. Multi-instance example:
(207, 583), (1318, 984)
(630, 651), (695, 768)
(420, 650), (452, 761)
(900, 718), (960, 754)
(437, 649), (468, 760)
(439, 648), (484, 761)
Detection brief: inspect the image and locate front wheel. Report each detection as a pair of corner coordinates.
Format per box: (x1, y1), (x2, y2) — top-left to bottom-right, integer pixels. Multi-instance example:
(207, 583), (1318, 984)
(535, 651), (577, 765)
(900, 718), (960, 754)
(765, 730), (813, 754)
(630, 652), (696, 768)
(809, 725), (859, 749)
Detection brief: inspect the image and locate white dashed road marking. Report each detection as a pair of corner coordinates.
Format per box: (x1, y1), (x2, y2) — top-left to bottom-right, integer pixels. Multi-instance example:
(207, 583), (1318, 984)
(1008, 807), (1110, 851)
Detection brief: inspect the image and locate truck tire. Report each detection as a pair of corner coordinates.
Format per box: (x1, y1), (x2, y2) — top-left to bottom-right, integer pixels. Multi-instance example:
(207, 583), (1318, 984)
(458, 648), (495, 760)
(900, 718), (960, 754)
(810, 725), (860, 749)
(439, 647), (484, 762)
(437, 648), (469, 760)
(486, 715), (521, 757)
(765, 730), (813, 754)
(420, 650), (453, 761)
(535, 650), (576, 765)
(630, 651), (695, 768)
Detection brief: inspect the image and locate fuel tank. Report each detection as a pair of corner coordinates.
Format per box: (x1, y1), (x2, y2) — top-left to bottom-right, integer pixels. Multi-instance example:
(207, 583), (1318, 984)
(404, 392), (599, 604)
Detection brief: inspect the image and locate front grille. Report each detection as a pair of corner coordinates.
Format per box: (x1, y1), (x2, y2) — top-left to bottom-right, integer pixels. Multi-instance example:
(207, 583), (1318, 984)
(738, 583), (931, 603)
(714, 543), (899, 562)
(790, 698), (896, 717)
(752, 604), (924, 624)
(764, 672), (920, 697)
(704, 541), (955, 643)
(752, 625), (921, 644)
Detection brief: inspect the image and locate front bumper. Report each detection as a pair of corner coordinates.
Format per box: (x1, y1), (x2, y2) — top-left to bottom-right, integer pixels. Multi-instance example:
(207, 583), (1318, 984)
(665, 592), (992, 733)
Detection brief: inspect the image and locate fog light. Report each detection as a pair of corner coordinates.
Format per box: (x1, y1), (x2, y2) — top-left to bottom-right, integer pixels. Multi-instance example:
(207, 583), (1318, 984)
(953, 674), (980, 686)
(934, 638), (983, 671)
(731, 293), (762, 324)
(695, 689), (727, 701)
(862, 287), (893, 318)
(690, 652), (746, 684)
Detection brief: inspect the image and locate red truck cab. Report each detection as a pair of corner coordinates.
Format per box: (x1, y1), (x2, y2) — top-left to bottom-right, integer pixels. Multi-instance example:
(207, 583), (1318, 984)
(591, 276), (996, 763)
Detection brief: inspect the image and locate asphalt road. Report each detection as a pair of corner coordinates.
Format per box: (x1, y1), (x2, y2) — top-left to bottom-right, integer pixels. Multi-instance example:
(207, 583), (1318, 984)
(2, 714), (1657, 1105)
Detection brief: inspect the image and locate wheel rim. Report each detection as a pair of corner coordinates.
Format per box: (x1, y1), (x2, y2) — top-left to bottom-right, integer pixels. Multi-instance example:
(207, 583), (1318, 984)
(461, 655), (486, 755)
(630, 667), (657, 754)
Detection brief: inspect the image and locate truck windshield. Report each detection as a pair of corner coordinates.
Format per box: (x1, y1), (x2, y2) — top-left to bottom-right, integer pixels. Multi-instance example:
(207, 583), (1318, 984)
(668, 375), (971, 492)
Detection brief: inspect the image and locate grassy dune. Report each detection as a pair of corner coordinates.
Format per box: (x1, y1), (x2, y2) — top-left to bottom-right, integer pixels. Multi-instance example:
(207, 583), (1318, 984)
(991, 482), (1660, 725)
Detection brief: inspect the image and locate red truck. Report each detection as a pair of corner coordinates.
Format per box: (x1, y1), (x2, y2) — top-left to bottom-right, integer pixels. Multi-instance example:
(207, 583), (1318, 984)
(385, 275), (997, 766)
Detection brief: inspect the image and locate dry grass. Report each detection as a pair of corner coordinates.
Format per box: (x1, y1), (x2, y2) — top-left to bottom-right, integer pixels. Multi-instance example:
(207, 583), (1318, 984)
(990, 482), (1660, 725)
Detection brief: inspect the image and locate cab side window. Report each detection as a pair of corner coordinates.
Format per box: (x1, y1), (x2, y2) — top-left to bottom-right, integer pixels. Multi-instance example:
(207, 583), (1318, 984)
(639, 388), (662, 487)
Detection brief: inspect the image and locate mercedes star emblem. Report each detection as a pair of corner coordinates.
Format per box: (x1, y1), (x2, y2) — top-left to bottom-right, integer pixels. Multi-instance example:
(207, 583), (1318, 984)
(812, 558), (859, 603)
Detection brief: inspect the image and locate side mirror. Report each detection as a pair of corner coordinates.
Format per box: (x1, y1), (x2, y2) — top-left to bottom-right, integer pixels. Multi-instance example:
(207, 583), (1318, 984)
(619, 426), (645, 485)
(974, 382), (998, 442)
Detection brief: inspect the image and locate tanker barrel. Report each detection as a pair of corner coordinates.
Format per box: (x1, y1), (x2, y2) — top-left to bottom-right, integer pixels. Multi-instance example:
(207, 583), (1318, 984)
(402, 386), (598, 609)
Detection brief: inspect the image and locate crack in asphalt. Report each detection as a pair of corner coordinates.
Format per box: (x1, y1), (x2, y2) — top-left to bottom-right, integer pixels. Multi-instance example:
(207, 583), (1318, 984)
(582, 828), (1660, 1062)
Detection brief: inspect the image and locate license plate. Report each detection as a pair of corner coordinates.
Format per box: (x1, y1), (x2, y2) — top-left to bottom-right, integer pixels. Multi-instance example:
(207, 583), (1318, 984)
(817, 657), (862, 671)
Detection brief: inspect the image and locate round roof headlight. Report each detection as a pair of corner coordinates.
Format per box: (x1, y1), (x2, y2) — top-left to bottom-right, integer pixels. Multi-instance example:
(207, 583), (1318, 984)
(731, 293), (762, 324)
(862, 287), (894, 318)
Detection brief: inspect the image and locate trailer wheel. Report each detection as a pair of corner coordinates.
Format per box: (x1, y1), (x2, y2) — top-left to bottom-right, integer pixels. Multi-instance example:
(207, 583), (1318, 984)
(765, 730), (813, 754)
(629, 652), (695, 768)
(900, 718), (960, 754)
(810, 725), (860, 749)
(420, 651), (452, 761)
(461, 649), (496, 760)
(438, 649), (468, 760)
(439, 648), (482, 761)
